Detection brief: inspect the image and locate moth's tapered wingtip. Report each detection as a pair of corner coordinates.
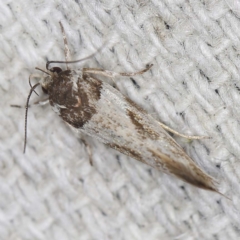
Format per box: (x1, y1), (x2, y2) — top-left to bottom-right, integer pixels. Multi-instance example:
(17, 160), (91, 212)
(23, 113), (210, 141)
(214, 189), (232, 201)
(206, 183), (231, 201)
(186, 173), (230, 200)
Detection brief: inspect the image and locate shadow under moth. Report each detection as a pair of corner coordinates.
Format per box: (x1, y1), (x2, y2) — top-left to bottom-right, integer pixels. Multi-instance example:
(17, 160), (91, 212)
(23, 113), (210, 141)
(22, 22), (226, 197)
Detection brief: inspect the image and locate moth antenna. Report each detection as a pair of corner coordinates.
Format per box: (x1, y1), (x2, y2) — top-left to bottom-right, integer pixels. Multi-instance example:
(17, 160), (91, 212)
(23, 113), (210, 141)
(46, 41), (109, 70)
(29, 74), (39, 96)
(59, 21), (71, 69)
(35, 67), (50, 75)
(24, 82), (41, 153)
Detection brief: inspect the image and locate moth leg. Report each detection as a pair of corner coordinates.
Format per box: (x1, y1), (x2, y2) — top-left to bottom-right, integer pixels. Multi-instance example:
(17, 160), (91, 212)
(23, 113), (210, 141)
(59, 21), (71, 69)
(81, 139), (93, 166)
(157, 121), (209, 140)
(32, 98), (49, 106)
(29, 73), (44, 96)
(82, 64), (153, 78)
(11, 97), (49, 108)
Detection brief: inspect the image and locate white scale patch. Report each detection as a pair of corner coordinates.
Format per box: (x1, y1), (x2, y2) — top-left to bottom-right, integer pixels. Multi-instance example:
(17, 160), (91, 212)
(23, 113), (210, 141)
(52, 103), (66, 115)
(70, 70), (82, 92)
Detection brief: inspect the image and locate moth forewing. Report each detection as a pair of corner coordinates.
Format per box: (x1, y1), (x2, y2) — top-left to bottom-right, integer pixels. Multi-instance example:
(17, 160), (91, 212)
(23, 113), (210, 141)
(78, 81), (218, 192)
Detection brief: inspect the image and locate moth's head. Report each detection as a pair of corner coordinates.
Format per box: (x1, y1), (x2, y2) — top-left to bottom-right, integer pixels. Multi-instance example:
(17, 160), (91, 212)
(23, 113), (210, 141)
(39, 66), (63, 94)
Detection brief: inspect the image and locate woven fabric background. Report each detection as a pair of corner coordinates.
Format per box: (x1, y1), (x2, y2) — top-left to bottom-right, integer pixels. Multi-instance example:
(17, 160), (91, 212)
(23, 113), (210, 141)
(1, 0), (240, 239)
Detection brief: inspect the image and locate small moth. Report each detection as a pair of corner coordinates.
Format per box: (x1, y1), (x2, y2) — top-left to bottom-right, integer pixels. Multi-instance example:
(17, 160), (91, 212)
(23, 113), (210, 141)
(24, 22), (222, 195)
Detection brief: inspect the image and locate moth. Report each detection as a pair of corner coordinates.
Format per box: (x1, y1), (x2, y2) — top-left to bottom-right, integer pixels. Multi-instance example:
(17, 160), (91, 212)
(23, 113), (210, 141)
(24, 22), (223, 196)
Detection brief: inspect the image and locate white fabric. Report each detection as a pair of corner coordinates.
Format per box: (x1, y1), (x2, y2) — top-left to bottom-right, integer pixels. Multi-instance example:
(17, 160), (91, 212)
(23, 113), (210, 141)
(1, 0), (240, 239)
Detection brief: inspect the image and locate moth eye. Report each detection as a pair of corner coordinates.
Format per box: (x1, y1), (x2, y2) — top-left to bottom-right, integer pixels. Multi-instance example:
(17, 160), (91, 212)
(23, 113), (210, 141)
(42, 86), (48, 94)
(50, 67), (62, 73)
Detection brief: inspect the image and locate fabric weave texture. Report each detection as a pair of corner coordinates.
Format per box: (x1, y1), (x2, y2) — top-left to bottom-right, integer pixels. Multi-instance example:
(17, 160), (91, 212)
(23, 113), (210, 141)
(1, 0), (240, 239)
